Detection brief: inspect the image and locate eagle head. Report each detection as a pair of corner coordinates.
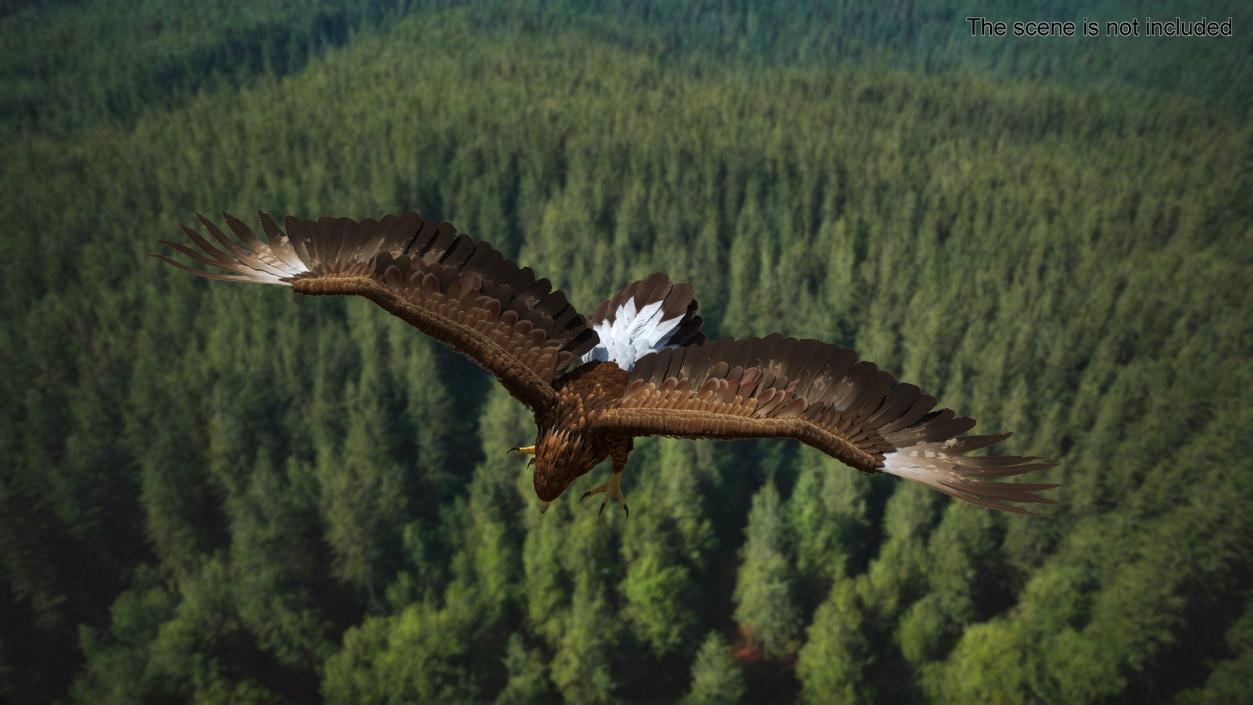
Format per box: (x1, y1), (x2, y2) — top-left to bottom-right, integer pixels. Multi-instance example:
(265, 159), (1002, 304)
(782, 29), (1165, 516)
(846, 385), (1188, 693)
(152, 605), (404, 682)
(532, 427), (602, 501)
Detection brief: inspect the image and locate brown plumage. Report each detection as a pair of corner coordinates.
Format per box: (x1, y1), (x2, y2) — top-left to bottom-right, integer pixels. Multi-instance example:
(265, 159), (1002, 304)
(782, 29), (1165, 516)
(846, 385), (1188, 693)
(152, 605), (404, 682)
(155, 212), (1058, 516)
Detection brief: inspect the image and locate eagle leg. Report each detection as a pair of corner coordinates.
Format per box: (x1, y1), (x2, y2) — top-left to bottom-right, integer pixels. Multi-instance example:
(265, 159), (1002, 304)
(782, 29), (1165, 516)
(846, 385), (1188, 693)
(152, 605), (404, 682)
(579, 471), (627, 517)
(508, 445), (536, 456)
(579, 449), (630, 517)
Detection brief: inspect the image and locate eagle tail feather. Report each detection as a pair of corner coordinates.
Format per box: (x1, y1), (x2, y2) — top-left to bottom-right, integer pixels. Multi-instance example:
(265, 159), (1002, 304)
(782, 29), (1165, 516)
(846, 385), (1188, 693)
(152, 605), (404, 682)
(583, 272), (706, 369)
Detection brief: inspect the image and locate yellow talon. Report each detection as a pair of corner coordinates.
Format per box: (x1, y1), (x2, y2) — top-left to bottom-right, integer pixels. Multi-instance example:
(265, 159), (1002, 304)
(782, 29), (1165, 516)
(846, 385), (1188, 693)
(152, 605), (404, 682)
(508, 445), (536, 456)
(579, 471), (628, 517)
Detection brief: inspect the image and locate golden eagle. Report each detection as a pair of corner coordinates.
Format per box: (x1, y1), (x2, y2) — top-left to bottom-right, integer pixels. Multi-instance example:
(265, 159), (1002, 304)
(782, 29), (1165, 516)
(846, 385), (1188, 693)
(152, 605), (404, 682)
(156, 213), (1057, 515)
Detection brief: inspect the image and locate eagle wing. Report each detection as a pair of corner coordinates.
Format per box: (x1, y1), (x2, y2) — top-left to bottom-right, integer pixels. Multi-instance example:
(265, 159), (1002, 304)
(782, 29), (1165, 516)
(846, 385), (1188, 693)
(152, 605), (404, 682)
(154, 212), (597, 412)
(591, 334), (1057, 514)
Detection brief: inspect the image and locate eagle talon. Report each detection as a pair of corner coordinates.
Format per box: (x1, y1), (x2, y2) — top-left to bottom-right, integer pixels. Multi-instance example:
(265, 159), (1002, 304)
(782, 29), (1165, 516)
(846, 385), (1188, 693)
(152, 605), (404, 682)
(509, 445), (536, 457)
(581, 471), (627, 517)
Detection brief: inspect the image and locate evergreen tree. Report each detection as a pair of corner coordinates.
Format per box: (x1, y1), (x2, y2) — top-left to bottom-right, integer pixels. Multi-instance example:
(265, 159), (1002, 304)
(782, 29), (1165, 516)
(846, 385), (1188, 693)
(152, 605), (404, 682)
(732, 481), (801, 660)
(682, 632), (746, 705)
(796, 580), (874, 705)
(496, 633), (557, 705)
(1, 3), (1248, 702)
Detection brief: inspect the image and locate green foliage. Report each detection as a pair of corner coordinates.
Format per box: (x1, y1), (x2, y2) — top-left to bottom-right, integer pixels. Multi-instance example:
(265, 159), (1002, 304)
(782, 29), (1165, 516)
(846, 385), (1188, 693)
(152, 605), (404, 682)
(620, 439), (717, 657)
(683, 632), (746, 705)
(322, 599), (481, 705)
(548, 584), (621, 704)
(797, 580), (875, 704)
(1, 1), (1249, 703)
(1172, 600), (1253, 705)
(228, 452), (334, 669)
(734, 481), (802, 660)
(496, 633), (558, 705)
(318, 378), (408, 598)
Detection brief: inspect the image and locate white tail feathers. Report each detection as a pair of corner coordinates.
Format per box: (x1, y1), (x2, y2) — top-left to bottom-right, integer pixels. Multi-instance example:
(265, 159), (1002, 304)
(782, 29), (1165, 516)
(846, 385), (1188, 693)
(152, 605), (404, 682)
(582, 298), (685, 370)
(581, 272), (704, 370)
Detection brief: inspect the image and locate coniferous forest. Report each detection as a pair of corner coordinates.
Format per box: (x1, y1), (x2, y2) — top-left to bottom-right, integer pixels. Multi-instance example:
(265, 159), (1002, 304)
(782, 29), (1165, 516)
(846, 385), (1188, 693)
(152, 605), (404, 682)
(2, 1), (1250, 703)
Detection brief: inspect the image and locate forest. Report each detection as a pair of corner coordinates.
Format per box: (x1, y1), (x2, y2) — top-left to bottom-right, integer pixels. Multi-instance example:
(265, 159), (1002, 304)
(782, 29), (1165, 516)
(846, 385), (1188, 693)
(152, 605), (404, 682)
(2, 1), (1250, 703)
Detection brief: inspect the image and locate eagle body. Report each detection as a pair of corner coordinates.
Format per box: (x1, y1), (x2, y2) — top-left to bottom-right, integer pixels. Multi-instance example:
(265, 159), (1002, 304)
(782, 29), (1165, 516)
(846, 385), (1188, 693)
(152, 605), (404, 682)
(156, 212), (1057, 516)
(534, 361), (632, 501)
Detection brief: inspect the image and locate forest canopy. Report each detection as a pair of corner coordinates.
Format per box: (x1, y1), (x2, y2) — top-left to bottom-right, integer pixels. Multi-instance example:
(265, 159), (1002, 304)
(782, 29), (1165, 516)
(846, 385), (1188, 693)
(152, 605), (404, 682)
(1, 1), (1249, 703)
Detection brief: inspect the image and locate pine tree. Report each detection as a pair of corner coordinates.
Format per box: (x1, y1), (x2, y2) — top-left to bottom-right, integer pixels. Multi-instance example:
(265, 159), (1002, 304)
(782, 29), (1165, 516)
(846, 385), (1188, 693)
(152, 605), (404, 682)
(682, 632), (746, 705)
(495, 633), (557, 705)
(732, 480), (800, 660)
(796, 580), (874, 705)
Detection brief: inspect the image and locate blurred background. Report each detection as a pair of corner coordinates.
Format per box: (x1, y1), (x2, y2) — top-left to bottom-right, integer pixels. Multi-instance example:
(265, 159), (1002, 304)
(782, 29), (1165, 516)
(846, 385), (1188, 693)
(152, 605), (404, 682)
(2, 1), (1249, 703)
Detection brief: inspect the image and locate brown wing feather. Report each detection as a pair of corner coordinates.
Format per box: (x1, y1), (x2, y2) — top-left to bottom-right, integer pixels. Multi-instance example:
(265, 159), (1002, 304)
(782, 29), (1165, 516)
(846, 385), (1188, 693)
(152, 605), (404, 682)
(153, 212), (597, 412)
(593, 336), (1057, 514)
